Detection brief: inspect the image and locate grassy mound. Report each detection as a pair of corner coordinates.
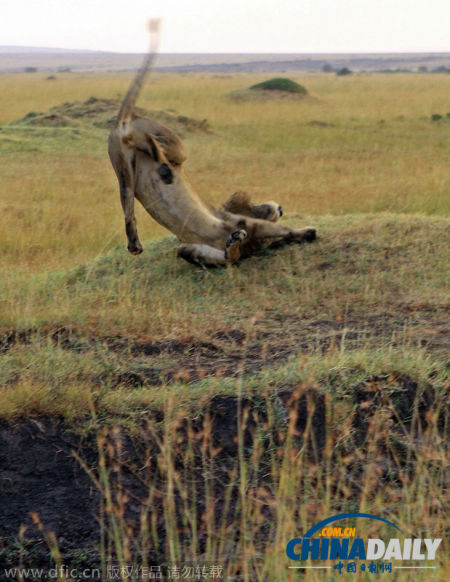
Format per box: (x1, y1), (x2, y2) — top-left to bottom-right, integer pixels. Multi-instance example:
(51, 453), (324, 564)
(228, 77), (309, 101)
(250, 77), (308, 94)
(15, 97), (210, 135)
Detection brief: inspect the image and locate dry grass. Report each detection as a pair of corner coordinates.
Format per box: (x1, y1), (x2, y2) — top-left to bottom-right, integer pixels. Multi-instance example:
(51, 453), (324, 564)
(0, 73), (449, 273)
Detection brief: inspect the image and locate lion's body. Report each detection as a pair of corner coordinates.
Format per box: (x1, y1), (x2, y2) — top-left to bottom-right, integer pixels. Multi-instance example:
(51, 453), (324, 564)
(108, 23), (317, 266)
(133, 151), (228, 245)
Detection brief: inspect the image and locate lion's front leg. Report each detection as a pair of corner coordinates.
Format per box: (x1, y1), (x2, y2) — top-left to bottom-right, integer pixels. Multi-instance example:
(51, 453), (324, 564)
(109, 137), (143, 255)
(120, 181), (143, 255)
(177, 230), (247, 266)
(177, 243), (227, 266)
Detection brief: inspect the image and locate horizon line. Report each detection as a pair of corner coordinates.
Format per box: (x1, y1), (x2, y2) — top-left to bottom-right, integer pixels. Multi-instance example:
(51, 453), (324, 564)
(1, 46), (449, 56)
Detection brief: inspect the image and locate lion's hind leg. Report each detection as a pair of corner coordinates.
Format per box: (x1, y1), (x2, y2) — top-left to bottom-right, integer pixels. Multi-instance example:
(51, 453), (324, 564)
(247, 220), (317, 244)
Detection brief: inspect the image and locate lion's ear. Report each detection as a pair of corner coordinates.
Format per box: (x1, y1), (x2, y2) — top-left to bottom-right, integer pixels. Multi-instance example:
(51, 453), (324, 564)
(122, 130), (162, 162)
(144, 134), (162, 162)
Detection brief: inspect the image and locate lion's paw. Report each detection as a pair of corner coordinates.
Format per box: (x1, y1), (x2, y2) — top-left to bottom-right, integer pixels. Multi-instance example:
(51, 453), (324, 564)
(225, 229), (247, 263)
(226, 229), (247, 247)
(128, 243), (144, 255)
(302, 227), (317, 242)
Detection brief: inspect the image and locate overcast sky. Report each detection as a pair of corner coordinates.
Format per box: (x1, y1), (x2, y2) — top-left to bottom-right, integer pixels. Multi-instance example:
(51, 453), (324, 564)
(1, 0), (449, 53)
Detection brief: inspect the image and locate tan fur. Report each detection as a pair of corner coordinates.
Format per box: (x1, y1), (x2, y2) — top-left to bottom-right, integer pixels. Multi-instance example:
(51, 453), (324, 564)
(108, 23), (317, 265)
(223, 191), (282, 222)
(223, 191), (253, 214)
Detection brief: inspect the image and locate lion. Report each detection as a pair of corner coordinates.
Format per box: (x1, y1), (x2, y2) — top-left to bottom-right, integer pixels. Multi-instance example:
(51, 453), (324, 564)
(108, 21), (317, 266)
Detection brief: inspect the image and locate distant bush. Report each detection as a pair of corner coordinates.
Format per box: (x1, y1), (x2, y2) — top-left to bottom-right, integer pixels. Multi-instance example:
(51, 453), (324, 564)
(46, 75), (56, 81)
(431, 66), (450, 74)
(431, 114), (443, 121)
(24, 67), (37, 73)
(418, 66), (428, 73)
(322, 63), (334, 73)
(336, 67), (352, 76)
(250, 78), (308, 94)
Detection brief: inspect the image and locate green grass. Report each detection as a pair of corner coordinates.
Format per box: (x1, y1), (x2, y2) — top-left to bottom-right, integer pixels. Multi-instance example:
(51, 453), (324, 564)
(249, 77), (308, 94)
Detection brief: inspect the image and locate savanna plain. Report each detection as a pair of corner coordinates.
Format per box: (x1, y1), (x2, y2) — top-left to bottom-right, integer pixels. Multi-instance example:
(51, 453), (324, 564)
(0, 71), (449, 580)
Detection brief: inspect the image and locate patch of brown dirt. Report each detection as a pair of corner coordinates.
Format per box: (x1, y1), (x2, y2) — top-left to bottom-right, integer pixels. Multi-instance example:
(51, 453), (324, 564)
(18, 112), (74, 127)
(1, 306), (448, 387)
(306, 120), (336, 127)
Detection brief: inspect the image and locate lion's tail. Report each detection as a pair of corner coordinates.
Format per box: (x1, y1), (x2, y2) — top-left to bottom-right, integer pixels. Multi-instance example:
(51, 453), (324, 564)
(117, 19), (161, 126)
(222, 191), (253, 214)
